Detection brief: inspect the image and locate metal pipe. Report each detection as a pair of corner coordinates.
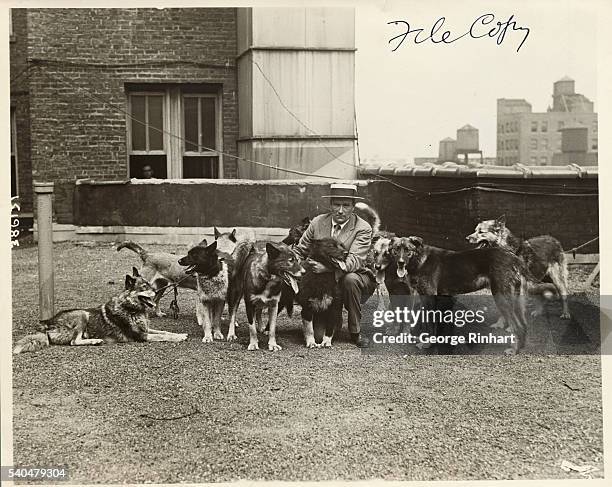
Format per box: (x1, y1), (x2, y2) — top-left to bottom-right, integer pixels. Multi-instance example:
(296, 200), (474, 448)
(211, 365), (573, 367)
(34, 182), (54, 321)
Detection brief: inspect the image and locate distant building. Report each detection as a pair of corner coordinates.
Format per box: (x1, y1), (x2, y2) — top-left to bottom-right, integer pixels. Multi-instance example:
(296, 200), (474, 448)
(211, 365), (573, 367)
(497, 77), (597, 166)
(413, 125), (495, 165)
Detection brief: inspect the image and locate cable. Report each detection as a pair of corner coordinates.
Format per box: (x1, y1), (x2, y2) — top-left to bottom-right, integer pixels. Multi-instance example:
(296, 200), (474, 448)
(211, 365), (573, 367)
(31, 58), (232, 71)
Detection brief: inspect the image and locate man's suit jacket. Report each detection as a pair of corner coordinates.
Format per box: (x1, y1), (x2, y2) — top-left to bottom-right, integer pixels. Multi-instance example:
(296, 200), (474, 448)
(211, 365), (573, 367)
(294, 212), (373, 276)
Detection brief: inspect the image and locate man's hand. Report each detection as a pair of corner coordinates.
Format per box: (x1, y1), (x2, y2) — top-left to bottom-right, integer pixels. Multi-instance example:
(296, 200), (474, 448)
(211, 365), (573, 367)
(306, 258), (332, 274)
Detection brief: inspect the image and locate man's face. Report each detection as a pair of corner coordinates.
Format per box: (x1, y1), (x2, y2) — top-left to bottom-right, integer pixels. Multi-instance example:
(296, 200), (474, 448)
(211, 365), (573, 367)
(142, 165), (153, 178)
(330, 198), (355, 224)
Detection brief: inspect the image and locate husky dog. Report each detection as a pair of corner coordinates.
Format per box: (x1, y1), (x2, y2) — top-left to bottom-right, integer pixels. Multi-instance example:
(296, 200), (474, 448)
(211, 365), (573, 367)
(386, 236), (533, 354)
(13, 268), (187, 354)
(296, 238), (349, 348)
(226, 241), (304, 351)
(466, 215), (570, 320)
(178, 240), (232, 343)
(282, 217), (311, 245)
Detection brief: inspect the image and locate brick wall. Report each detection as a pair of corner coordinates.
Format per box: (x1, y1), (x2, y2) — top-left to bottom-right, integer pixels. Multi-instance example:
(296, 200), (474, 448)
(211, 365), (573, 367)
(26, 8), (239, 223)
(10, 9), (33, 214)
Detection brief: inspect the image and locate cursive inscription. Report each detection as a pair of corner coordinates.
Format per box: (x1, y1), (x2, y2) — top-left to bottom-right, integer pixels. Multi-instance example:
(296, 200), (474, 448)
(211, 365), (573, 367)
(388, 13), (530, 53)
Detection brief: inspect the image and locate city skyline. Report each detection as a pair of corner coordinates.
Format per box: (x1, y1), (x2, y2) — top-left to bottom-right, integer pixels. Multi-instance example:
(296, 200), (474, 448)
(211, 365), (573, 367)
(354, 0), (597, 162)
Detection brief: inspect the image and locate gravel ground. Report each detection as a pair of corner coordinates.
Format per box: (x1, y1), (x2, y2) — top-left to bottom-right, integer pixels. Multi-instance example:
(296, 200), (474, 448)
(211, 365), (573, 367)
(11, 242), (603, 482)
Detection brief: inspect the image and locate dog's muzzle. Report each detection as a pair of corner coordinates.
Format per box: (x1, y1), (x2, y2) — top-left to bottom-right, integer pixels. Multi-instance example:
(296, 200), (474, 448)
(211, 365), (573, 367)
(396, 261), (407, 279)
(138, 293), (156, 308)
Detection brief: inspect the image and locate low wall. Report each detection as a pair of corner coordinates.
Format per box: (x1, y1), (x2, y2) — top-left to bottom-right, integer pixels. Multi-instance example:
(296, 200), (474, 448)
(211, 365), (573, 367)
(68, 166), (598, 252)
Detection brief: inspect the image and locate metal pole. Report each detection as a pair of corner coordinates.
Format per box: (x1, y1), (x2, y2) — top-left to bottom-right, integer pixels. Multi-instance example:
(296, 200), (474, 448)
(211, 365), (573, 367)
(34, 182), (54, 321)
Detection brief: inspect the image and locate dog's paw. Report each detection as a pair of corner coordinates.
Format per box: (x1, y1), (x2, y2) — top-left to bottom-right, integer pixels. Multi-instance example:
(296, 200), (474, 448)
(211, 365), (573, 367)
(268, 341), (282, 352)
(202, 335), (214, 343)
(560, 311), (571, 319)
(320, 336), (333, 348)
(155, 309), (167, 318)
(247, 342), (259, 351)
(504, 347), (518, 355)
(305, 339), (317, 349)
(213, 330), (224, 340)
(226, 333), (238, 343)
(92, 338), (105, 345)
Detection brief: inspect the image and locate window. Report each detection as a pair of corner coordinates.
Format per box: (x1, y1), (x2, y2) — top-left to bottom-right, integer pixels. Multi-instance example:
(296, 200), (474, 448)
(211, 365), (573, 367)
(558, 121), (565, 130)
(541, 121), (548, 132)
(530, 138), (538, 150)
(531, 121), (538, 132)
(592, 140), (598, 151)
(530, 156), (538, 164)
(127, 84), (222, 179)
(182, 95), (219, 178)
(540, 156), (548, 165)
(593, 121), (598, 133)
(499, 124), (504, 134)
(541, 138), (549, 150)
(556, 137), (562, 149)
(11, 108), (17, 196)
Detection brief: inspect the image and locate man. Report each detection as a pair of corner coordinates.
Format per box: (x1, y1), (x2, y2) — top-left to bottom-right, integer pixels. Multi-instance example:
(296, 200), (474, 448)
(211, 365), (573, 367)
(142, 164), (154, 179)
(294, 183), (377, 347)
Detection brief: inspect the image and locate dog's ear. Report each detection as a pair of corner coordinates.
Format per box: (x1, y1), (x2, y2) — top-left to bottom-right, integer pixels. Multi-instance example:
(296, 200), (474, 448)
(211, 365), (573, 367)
(206, 240), (218, 251)
(230, 229), (237, 242)
(266, 242), (281, 259)
(132, 266), (140, 277)
(125, 274), (136, 290)
(214, 227), (221, 240)
(301, 217), (311, 225)
(372, 234), (381, 244)
(408, 236), (423, 247)
(495, 215), (506, 227)
(198, 238), (208, 247)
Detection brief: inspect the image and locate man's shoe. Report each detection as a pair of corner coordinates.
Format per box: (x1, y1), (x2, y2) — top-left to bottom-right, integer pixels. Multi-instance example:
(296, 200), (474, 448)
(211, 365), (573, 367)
(351, 333), (369, 348)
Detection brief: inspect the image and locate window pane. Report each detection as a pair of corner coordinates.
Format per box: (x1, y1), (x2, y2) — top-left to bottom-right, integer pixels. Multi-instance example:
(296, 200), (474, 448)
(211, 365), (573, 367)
(130, 154), (167, 179)
(183, 156), (219, 178)
(184, 97), (199, 152)
(131, 95), (146, 151)
(148, 95), (164, 151)
(201, 98), (216, 150)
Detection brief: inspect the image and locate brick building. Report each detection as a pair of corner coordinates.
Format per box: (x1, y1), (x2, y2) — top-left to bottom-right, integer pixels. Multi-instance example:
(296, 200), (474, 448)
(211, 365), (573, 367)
(497, 77), (597, 166)
(9, 7), (356, 228)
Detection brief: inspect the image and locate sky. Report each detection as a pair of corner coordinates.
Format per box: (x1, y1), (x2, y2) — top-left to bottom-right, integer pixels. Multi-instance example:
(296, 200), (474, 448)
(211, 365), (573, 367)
(354, 0), (598, 162)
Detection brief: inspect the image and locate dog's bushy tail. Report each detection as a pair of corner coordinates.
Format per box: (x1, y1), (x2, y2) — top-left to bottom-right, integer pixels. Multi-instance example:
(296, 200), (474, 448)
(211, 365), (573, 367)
(116, 241), (148, 262)
(13, 332), (50, 354)
(355, 202), (381, 235)
(230, 240), (255, 279)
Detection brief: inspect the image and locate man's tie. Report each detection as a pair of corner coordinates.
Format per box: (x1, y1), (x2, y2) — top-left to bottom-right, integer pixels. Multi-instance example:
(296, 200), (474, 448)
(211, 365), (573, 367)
(332, 223), (341, 239)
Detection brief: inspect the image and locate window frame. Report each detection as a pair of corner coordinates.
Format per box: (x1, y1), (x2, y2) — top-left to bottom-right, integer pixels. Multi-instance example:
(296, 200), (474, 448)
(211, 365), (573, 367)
(126, 87), (223, 179)
(127, 91), (167, 156)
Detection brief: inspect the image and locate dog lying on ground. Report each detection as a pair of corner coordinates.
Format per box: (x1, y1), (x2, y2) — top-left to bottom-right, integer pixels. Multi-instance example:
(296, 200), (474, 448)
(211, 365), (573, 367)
(13, 268), (188, 354)
(117, 228), (240, 317)
(178, 240), (234, 343)
(466, 215), (570, 320)
(386, 236), (532, 354)
(296, 238), (348, 348)
(226, 241), (303, 351)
